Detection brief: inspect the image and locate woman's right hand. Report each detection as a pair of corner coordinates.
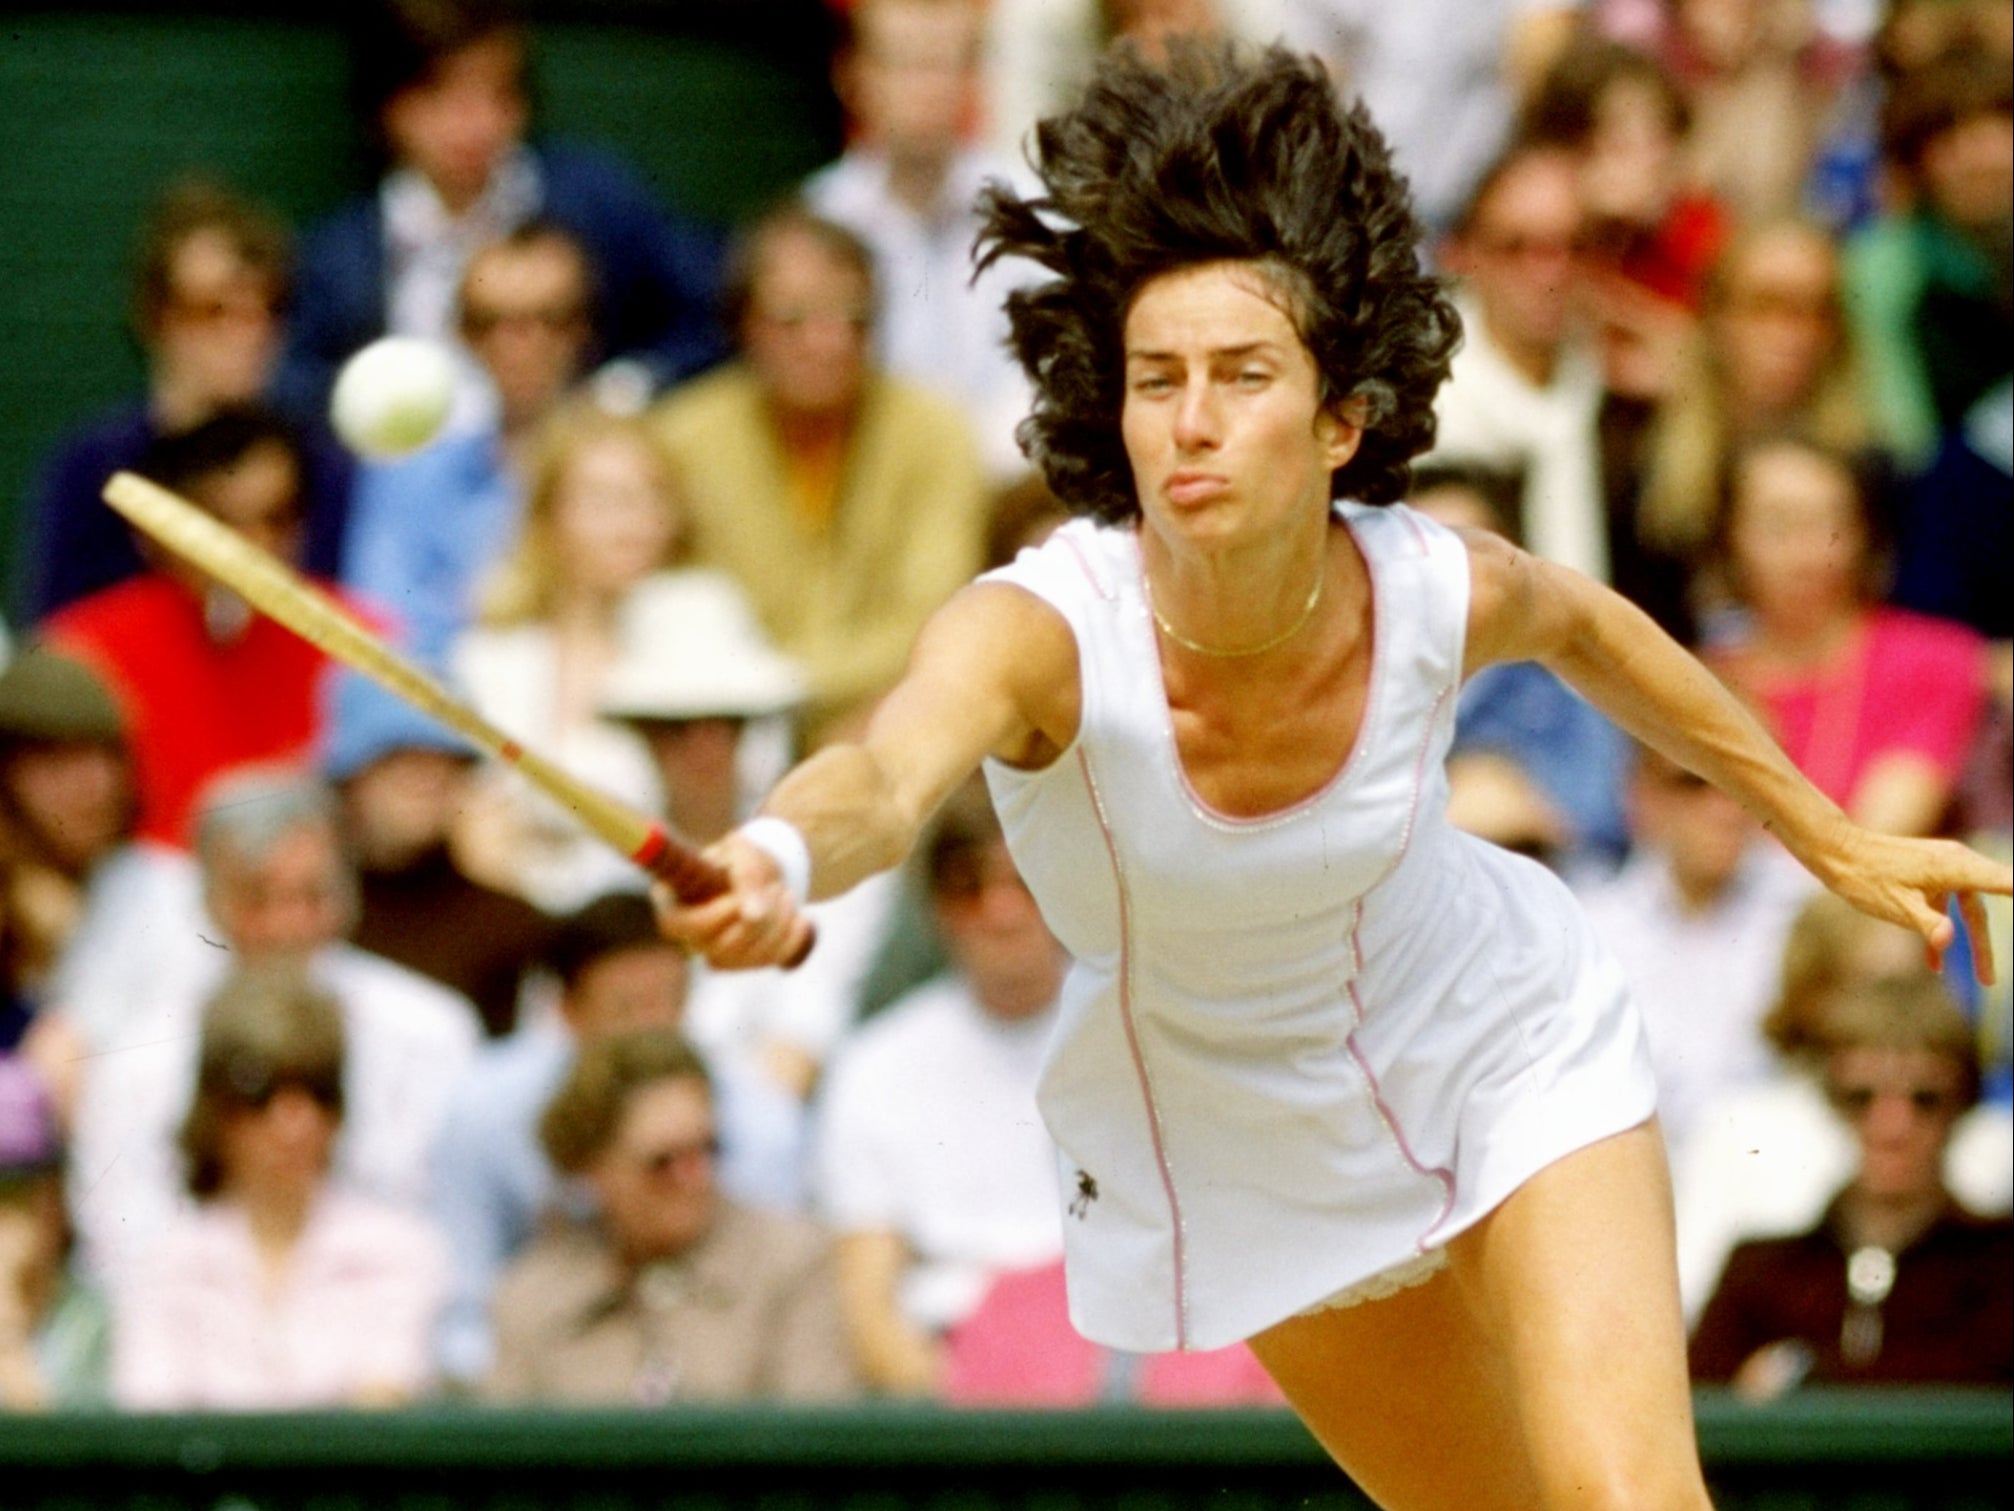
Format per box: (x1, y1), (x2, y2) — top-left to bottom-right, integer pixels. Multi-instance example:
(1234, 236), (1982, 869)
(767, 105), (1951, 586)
(651, 829), (815, 971)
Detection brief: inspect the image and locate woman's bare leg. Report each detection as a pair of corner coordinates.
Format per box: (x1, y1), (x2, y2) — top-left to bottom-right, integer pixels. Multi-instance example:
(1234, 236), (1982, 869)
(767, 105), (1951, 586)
(1248, 1120), (1711, 1511)
(1249, 1265), (1543, 1511)
(1446, 1120), (1710, 1510)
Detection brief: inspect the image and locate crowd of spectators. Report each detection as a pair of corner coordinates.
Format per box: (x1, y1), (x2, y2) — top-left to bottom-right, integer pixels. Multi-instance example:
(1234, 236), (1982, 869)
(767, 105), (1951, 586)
(2, 0), (2008, 1415)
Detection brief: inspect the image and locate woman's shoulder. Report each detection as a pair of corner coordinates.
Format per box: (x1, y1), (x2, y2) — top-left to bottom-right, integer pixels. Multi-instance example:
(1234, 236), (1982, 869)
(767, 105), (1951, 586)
(982, 515), (1135, 606)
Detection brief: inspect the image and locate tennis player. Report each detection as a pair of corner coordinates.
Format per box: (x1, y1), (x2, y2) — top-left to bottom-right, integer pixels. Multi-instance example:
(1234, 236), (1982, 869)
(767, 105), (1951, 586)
(657, 45), (2010, 1510)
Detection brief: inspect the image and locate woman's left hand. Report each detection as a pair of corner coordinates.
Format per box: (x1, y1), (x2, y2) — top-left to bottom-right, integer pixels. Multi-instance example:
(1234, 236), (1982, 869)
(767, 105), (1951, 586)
(1811, 826), (2013, 984)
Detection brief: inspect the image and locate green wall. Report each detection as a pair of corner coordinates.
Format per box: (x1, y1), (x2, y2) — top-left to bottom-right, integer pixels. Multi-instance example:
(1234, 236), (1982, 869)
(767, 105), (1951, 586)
(0, 5), (841, 618)
(0, 1393), (2010, 1509)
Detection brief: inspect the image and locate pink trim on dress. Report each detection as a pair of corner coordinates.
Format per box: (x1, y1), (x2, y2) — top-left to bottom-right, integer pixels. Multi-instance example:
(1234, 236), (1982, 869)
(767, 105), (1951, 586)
(1060, 528), (1118, 602)
(1078, 746), (1189, 1350)
(1345, 679), (1462, 1249)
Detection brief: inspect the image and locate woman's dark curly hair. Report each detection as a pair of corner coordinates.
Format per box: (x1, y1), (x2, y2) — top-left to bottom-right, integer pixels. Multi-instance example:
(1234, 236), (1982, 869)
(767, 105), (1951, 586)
(975, 42), (1461, 524)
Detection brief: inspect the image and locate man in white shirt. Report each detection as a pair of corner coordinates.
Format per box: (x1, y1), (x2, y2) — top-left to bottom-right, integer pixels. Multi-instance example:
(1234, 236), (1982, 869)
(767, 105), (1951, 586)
(804, 0), (1035, 480)
(62, 769), (481, 1284)
(1427, 140), (1610, 582)
(1575, 746), (1816, 1164)
(811, 781), (1065, 1395)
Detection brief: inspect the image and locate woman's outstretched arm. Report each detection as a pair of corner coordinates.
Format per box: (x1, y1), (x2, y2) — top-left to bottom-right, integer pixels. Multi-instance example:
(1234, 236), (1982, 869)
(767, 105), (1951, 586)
(654, 581), (1079, 969)
(1461, 528), (2012, 979)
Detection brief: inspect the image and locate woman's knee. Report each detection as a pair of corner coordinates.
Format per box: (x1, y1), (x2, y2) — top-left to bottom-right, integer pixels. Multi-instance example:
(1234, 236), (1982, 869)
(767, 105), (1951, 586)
(1530, 1445), (1713, 1511)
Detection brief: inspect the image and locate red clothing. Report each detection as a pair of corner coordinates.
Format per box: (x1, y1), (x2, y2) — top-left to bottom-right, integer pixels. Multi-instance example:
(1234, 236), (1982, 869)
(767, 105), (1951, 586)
(1690, 1200), (2014, 1386)
(44, 575), (342, 846)
(1604, 194), (1729, 310)
(1722, 607), (1989, 814)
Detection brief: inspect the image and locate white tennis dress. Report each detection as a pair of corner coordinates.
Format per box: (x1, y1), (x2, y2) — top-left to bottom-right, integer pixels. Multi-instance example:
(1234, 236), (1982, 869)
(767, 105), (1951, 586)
(981, 502), (1658, 1353)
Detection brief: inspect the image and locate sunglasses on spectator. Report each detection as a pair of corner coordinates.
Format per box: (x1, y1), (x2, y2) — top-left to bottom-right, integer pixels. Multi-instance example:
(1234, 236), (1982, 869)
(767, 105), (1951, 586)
(1824, 1081), (1960, 1119)
(753, 303), (873, 333)
(462, 303), (586, 337)
(163, 293), (278, 326)
(224, 1069), (342, 1113)
(1470, 233), (1588, 261)
(629, 1136), (721, 1178)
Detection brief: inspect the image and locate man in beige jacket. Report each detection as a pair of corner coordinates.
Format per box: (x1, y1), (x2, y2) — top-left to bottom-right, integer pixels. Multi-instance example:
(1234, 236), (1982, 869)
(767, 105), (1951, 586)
(651, 204), (990, 745)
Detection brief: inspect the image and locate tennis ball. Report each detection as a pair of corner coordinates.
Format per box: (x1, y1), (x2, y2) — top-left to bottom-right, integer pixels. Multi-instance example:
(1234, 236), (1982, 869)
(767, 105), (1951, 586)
(329, 336), (456, 459)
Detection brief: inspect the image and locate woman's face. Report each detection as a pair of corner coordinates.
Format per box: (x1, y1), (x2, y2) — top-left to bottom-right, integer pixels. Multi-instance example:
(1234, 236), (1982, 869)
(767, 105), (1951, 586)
(551, 438), (679, 600)
(1120, 261), (1360, 553)
(217, 1083), (339, 1202)
(1827, 1044), (1967, 1203)
(1, 740), (131, 874)
(589, 1075), (718, 1265)
(1712, 228), (1839, 421)
(1727, 442), (1866, 627)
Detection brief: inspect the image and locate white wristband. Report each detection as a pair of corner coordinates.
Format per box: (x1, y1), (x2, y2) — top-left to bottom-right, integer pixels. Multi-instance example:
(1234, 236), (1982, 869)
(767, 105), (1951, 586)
(737, 817), (812, 907)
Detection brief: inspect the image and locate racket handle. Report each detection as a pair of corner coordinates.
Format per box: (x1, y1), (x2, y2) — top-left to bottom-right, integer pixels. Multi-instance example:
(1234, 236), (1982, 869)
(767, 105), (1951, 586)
(634, 825), (816, 968)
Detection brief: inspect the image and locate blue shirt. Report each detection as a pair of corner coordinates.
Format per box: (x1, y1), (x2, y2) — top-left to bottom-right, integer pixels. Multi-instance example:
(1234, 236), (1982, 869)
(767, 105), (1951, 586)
(343, 429), (518, 670)
(1454, 660), (1632, 868)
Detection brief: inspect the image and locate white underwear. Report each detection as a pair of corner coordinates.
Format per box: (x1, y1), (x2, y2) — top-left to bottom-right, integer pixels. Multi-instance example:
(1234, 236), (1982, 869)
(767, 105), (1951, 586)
(1296, 1247), (1450, 1315)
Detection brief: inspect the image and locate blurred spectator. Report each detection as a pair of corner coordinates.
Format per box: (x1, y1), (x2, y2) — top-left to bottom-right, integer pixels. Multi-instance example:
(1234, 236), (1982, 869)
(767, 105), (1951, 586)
(806, 0), (1037, 481)
(1627, 218), (1873, 630)
(0, 1058), (109, 1411)
(1529, 36), (1729, 311)
(944, 1257), (1283, 1406)
(448, 408), (679, 913)
(812, 781), (1064, 1395)
(1575, 745), (1817, 1161)
(1842, 49), (2013, 466)
(0, 651), (133, 1006)
(1282, 0), (1584, 232)
(485, 1027), (855, 1404)
(1428, 142), (1611, 582)
(64, 770), (480, 1283)
(1803, 0), (2014, 233)
(598, 572), (808, 853)
(283, 0), (725, 423)
(1416, 464), (1632, 871)
(1690, 974), (2013, 1393)
(985, 0), (1281, 172)
(1672, 892), (2012, 1321)
(1707, 435), (1987, 836)
(1612, 0), (1858, 224)
(431, 893), (805, 1390)
(41, 409), (350, 849)
(17, 180), (354, 624)
(652, 204), (989, 746)
(343, 223), (598, 668)
(325, 673), (555, 1038)
(1890, 376), (2013, 641)
(598, 574), (898, 1104)
(112, 966), (447, 1410)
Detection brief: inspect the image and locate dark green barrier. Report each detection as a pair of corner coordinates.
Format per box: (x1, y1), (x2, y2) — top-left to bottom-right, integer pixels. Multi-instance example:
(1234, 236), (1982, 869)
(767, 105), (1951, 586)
(0, 1390), (2007, 1510)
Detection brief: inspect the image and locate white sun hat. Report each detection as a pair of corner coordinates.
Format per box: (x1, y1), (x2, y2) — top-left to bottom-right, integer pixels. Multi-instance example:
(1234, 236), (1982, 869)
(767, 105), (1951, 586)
(601, 569), (809, 723)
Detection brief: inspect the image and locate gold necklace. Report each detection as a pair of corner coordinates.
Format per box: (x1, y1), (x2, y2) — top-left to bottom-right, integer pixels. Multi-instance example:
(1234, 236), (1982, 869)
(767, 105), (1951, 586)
(1147, 561), (1325, 657)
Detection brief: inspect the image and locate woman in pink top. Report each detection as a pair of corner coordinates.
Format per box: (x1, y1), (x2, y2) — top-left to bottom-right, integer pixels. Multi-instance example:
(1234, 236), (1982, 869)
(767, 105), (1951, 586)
(112, 965), (446, 1411)
(1711, 435), (1988, 836)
